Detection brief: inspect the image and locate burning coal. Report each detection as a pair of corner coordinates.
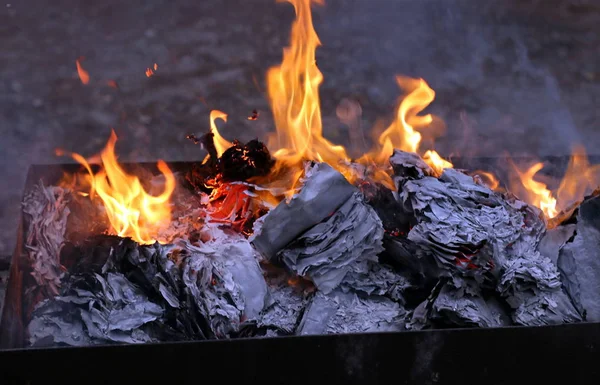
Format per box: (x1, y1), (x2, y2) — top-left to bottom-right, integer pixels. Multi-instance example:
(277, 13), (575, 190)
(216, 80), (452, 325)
(4, 0), (600, 349)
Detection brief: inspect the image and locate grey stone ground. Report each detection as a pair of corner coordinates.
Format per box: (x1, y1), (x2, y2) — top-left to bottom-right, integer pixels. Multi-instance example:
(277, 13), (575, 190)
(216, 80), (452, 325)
(1, 0), (600, 312)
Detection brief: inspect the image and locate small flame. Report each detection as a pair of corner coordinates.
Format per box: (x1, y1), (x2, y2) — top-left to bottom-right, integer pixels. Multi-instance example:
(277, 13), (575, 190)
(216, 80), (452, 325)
(61, 130), (175, 244)
(472, 170), (500, 190)
(513, 162), (558, 218)
(75, 58), (90, 85)
(423, 150), (453, 176)
(146, 68), (155, 77)
(556, 145), (600, 210)
(511, 146), (600, 219)
(154, 63), (158, 71)
(210, 110), (232, 157)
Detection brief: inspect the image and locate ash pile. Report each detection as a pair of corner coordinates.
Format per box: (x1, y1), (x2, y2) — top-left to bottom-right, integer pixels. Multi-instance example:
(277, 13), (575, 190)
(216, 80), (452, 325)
(21, 149), (600, 347)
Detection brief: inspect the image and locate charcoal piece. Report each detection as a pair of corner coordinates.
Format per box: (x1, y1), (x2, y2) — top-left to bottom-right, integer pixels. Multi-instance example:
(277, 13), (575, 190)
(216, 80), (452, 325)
(22, 181), (71, 296)
(276, 192), (384, 293)
(251, 162), (357, 260)
(557, 194), (600, 321)
(382, 235), (436, 277)
(360, 181), (412, 233)
(497, 253), (582, 325)
(219, 139), (275, 181)
(339, 259), (410, 304)
(389, 150), (434, 179)
(297, 290), (405, 335)
(28, 272), (162, 346)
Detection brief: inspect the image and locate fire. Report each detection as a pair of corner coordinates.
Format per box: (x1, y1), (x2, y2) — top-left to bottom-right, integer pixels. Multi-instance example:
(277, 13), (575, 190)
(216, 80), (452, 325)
(266, 0), (349, 171)
(369, 76), (451, 175)
(513, 162), (558, 218)
(511, 146), (600, 219)
(209, 110), (232, 157)
(60, 130), (176, 244)
(423, 150), (453, 176)
(75, 58), (90, 85)
(265, 0), (451, 191)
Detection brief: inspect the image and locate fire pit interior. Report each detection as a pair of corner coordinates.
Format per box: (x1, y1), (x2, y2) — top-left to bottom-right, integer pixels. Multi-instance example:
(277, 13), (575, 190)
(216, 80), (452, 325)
(2, 0), (600, 349)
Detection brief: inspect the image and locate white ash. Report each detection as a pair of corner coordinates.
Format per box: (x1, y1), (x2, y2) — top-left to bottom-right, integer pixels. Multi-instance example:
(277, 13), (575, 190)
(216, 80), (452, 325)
(276, 191), (384, 293)
(22, 181), (71, 295)
(297, 289), (405, 335)
(408, 278), (508, 329)
(339, 259), (410, 303)
(391, 150), (578, 326)
(256, 274), (309, 335)
(178, 238), (267, 337)
(28, 233), (267, 346)
(556, 194), (600, 321)
(29, 272), (161, 346)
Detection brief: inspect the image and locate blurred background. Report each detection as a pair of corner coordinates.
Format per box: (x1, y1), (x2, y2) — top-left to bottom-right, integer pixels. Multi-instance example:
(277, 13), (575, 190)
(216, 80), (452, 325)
(0, 0), (599, 262)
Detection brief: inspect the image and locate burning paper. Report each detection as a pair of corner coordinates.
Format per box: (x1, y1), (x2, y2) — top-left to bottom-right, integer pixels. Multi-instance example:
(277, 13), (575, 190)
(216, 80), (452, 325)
(252, 162), (384, 293)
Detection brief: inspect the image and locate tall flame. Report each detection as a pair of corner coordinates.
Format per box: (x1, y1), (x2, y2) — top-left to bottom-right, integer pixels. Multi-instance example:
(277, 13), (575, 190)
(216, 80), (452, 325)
(266, 0), (348, 169)
(63, 130), (176, 244)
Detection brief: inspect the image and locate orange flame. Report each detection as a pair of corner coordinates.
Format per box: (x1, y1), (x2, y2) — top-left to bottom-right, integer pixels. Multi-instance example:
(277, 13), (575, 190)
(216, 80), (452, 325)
(266, 0), (348, 170)
(61, 130), (176, 244)
(146, 68), (155, 77)
(75, 58), (90, 85)
(209, 110), (232, 157)
(472, 170), (500, 190)
(513, 162), (558, 218)
(511, 146), (600, 219)
(370, 76), (451, 175)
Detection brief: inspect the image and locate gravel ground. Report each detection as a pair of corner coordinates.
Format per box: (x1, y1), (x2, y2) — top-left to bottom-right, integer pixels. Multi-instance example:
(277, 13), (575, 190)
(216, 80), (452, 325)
(0, 0), (599, 313)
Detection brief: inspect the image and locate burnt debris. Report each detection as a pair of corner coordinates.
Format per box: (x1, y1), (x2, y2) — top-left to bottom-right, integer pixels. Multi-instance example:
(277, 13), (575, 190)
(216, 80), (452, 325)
(186, 132), (274, 195)
(15, 148), (600, 347)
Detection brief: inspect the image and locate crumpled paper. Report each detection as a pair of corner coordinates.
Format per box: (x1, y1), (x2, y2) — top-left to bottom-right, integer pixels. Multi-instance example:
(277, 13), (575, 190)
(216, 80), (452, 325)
(22, 181), (71, 295)
(297, 289), (405, 335)
(408, 277), (508, 329)
(252, 163), (384, 293)
(390, 150), (579, 326)
(28, 233), (268, 346)
(251, 162), (357, 260)
(556, 194), (600, 321)
(29, 272), (161, 346)
(277, 192), (384, 293)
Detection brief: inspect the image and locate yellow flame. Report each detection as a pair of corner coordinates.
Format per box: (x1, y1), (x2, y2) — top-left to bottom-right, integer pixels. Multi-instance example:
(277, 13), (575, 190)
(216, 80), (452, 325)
(511, 146), (600, 219)
(423, 150), (453, 176)
(63, 130), (176, 244)
(210, 110), (231, 157)
(266, 0), (348, 171)
(556, 145), (600, 210)
(513, 162), (558, 218)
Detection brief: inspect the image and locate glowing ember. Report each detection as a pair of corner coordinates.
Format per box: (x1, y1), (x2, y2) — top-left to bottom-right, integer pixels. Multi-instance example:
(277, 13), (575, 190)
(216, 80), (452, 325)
(60, 130), (176, 244)
(75, 58), (90, 85)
